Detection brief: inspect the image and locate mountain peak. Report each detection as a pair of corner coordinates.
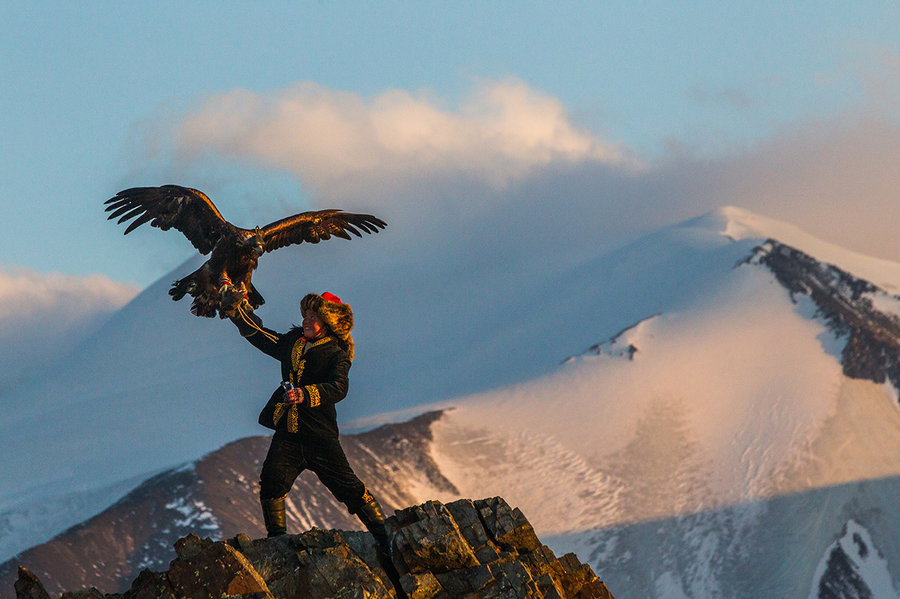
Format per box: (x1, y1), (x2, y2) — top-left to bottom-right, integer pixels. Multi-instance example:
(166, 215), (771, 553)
(684, 206), (900, 293)
(686, 205), (816, 245)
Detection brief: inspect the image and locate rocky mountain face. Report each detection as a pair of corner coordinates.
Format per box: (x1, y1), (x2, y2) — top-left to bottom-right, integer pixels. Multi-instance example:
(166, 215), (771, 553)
(14, 497), (613, 599)
(748, 239), (900, 398)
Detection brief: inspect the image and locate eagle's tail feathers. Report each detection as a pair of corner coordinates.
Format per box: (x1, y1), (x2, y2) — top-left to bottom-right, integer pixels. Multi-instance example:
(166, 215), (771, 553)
(190, 297), (218, 317)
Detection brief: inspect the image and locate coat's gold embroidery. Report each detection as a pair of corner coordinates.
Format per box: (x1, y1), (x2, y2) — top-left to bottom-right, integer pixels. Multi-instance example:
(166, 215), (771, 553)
(272, 402), (300, 433)
(290, 360), (305, 387)
(273, 402), (285, 426)
(306, 336), (333, 351)
(287, 404), (299, 432)
(290, 338), (307, 381)
(290, 336), (333, 385)
(305, 385), (321, 408)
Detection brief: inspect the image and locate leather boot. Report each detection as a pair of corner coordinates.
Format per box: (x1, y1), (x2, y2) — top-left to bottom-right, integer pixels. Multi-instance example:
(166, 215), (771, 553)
(261, 496), (287, 537)
(356, 492), (405, 597)
(356, 493), (391, 558)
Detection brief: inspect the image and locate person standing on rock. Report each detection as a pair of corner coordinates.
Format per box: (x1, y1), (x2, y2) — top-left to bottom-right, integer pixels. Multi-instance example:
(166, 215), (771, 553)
(221, 288), (391, 554)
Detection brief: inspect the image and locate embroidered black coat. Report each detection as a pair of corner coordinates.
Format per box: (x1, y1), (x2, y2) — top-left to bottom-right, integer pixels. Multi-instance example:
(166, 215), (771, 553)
(240, 321), (351, 441)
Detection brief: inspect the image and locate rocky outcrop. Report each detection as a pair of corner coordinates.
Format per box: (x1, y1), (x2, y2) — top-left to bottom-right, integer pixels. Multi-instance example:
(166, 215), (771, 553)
(15, 497), (614, 599)
(749, 240), (900, 399)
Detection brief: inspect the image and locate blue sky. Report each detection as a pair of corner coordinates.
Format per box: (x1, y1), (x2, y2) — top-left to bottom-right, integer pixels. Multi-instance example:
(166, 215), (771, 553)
(2, 1), (899, 288)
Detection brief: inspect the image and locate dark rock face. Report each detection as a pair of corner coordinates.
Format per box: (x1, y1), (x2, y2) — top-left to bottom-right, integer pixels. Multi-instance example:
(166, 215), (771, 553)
(817, 543), (874, 599)
(748, 240), (900, 399)
(12, 568), (49, 599)
(15, 497), (614, 599)
(563, 317), (653, 364)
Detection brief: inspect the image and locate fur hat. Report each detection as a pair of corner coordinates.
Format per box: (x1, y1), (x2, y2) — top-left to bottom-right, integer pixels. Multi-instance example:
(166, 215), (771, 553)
(300, 292), (354, 360)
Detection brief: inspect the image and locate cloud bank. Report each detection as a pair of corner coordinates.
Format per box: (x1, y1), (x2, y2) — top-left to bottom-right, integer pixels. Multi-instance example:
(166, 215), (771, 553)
(172, 79), (637, 199)
(0, 269), (139, 393)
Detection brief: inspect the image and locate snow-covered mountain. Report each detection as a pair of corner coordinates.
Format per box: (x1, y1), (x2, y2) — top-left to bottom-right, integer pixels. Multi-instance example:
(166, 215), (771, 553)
(3, 206), (900, 598)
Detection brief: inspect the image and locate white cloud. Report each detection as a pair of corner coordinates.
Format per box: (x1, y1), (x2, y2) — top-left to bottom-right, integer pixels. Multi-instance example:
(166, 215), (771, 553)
(171, 78), (637, 198)
(0, 268), (139, 393)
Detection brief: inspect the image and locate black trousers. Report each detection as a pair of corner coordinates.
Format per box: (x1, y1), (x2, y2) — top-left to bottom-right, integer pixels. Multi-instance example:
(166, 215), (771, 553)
(259, 433), (367, 514)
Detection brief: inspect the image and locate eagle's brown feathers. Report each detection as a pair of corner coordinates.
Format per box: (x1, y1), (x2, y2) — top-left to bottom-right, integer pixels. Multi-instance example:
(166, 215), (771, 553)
(105, 185), (386, 317)
(106, 186), (231, 254)
(260, 209), (388, 253)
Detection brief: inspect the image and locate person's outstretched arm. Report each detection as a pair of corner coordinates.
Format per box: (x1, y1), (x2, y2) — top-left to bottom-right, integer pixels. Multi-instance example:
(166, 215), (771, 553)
(228, 299), (284, 359)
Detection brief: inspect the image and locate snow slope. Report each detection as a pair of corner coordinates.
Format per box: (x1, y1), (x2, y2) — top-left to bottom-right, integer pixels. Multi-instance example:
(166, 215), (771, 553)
(2, 206), (900, 599)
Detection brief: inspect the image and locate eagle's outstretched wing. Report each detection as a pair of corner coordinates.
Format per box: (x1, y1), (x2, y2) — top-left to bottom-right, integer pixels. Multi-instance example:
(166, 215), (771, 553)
(104, 185), (236, 254)
(260, 210), (387, 253)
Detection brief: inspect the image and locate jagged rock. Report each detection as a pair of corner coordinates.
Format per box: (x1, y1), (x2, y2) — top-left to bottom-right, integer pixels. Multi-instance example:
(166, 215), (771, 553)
(165, 533), (271, 598)
(817, 544), (871, 599)
(476, 497), (542, 553)
(15, 498), (614, 599)
(393, 501), (480, 574)
(13, 568), (49, 599)
(121, 569), (174, 599)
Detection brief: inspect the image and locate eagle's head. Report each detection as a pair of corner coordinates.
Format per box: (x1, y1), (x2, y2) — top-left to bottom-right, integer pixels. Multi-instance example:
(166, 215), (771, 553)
(234, 228), (265, 266)
(241, 228), (264, 254)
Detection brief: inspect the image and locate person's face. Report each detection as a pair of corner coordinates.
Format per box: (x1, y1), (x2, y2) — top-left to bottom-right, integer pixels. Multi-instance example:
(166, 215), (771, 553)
(302, 311), (326, 339)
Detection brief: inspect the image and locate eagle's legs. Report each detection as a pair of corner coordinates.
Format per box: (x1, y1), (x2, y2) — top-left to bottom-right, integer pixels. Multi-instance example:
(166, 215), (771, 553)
(230, 270), (265, 311)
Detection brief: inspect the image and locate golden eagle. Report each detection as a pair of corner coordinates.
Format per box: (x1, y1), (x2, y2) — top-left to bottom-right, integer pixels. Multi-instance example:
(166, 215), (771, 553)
(105, 185), (386, 317)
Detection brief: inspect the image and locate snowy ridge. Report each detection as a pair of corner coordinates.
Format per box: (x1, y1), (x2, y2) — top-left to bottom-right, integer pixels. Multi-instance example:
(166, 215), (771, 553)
(696, 206), (900, 293)
(437, 259), (846, 506)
